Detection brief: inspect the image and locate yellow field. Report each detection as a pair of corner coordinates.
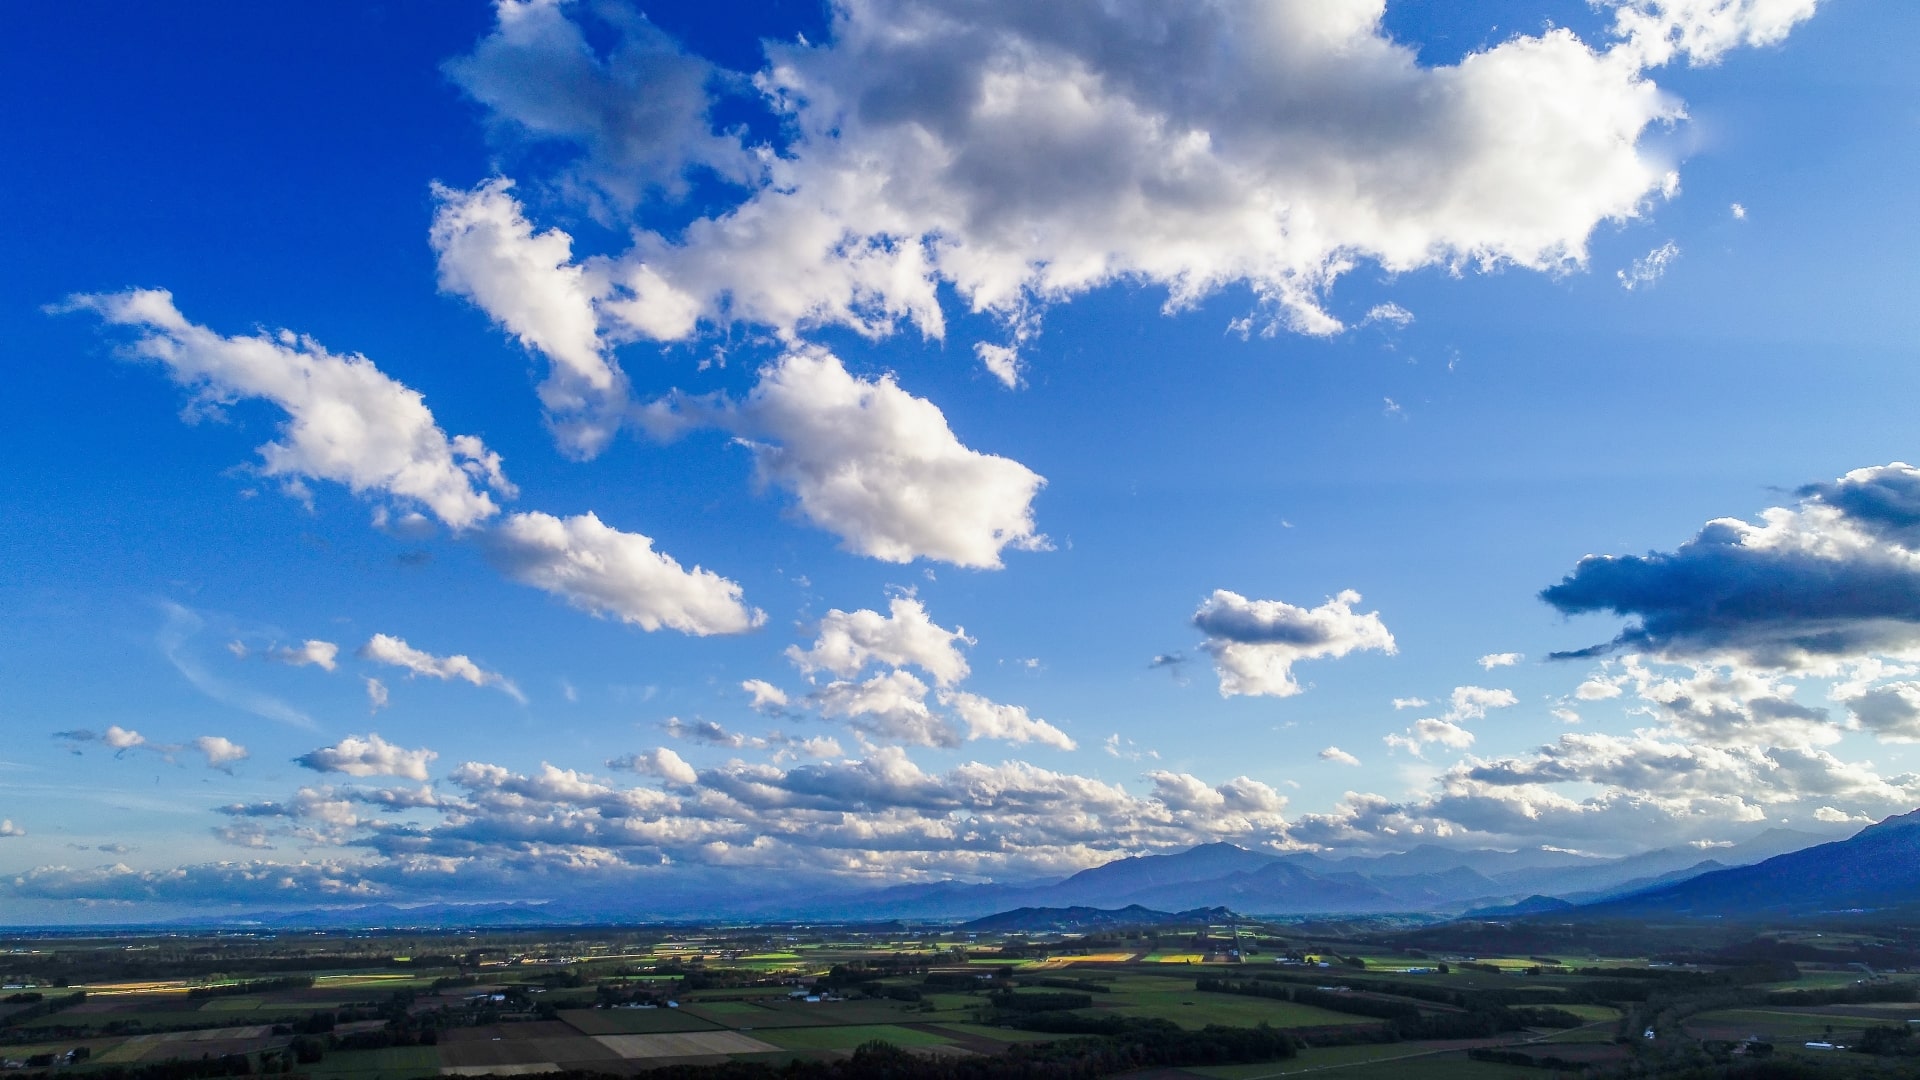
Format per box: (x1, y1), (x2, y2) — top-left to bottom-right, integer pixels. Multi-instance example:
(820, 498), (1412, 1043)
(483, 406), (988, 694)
(1031, 953), (1139, 965)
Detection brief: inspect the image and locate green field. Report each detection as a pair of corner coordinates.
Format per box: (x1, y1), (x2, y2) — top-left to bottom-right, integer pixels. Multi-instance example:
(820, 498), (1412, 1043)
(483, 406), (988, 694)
(932, 1023), (1059, 1043)
(558, 1007), (724, 1034)
(303, 1046), (443, 1080)
(1194, 1047), (1546, 1079)
(1096, 989), (1382, 1030)
(755, 1024), (954, 1050)
(1684, 1007), (1875, 1042)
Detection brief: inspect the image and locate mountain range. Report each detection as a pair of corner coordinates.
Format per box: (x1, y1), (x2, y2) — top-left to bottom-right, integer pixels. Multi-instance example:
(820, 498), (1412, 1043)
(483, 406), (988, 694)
(130, 823), (1853, 930)
(1568, 808), (1920, 920)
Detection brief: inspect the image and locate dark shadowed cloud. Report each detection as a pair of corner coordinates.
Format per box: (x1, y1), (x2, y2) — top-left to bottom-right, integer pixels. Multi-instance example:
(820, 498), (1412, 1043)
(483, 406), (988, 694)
(1542, 462), (1920, 668)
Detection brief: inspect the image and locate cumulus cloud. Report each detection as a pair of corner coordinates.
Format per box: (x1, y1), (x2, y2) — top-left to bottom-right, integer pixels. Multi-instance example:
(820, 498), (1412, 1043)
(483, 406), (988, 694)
(429, 179), (626, 457)
(365, 677), (390, 713)
(1445, 685), (1519, 721)
(1543, 462), (1920, 668)
(295, 733), (438, 782)
(488, 510), (762, 635)
(940, 691), (1076, 751)
(1846, 683), (1920, 743)
(56, 726), (149, 753)
(741, 679), (790, 712)
(1386, 718), (1476, 755)
(432, 0), (1830, 380)
(1576, 675), (1626, 700)
(192, 736), (249, 771)
(1193, 589), (1395, 698)
(0, 820), (24, 838)
(663, 717), (843, 761)
(443, 0), (753, 209)
(1479, 652), (1522, 670)
(237, 639), (339, 671)
(1608, 0), (1823, 67)
(644, 348), (1046, 567)
(1319, 746), (1361, 766)
(361, 633), (523, 701)
(60, 289), (514, 529)
(1392, 696), (1429, 710)
(786, 596), (973, 686)
(812, 670), (960, 748)
(608, 747), (699, 785)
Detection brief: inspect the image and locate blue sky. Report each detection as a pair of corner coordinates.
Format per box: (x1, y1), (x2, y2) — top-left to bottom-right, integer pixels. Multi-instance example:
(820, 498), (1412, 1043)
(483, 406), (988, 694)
(4, 0), (1920, 921)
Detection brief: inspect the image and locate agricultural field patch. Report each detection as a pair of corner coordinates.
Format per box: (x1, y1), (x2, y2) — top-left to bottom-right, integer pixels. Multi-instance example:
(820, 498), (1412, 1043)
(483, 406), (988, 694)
(592, 1030), (784, 1057)
(558, 1007), (724, 1034)
(754, 1024), (954, 1051)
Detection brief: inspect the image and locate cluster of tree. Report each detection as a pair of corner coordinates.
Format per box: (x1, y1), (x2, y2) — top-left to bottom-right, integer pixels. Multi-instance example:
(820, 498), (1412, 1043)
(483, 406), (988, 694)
(459, 1026), (1290, 1080)
(988, 991), (1095, 1013)
(1195, 979), (1582, 1042)
(1855, 1024), (1920, 1057)
(186, 977), (314, 999)
(37, 1054), (257, 1080)
(1467, 1047), (1590, 1070)
(0, 991), (85, 1026)
(1225, 969), (1566, 1008)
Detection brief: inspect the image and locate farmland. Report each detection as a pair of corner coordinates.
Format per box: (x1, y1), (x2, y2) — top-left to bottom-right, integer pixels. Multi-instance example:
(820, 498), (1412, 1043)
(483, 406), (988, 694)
(4, 917), (1920, 1078)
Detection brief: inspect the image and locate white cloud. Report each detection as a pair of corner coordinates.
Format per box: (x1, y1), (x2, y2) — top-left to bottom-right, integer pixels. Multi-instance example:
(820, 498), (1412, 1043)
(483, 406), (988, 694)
(61, 289), (514, 530)
(1445, 685), (1519, 721)
(1478, 652), (1522, 670)
(1846, 683), (1920, 742)
(0, 820), (22, 838)
(192, 736), (249, 770)
(1392, 696), (1429, 710)
(295, 733), (438, 782)
(270, 640), (339, 672)
(1618, 240), (1680, 290)
(429, 179), (626, 457)
(646, 348), (1047, 568)
(663, 717), (844, 761)
(786, 596), (972, 687)
(365, 677), (390, 713)
(940, 691), (1076, 750)
(1386, 717), (1477, 755)
(741, 679), (790, 711)
(488, 510), (762, 635)
(1319, 746), (1361, 766)
(1193, 588), (1395, 698)
(443, 0), (754, 210)
(437, 0), (1802, 362)
(361, 633), (523, 702)
(1102, 734), (1159, 761)
(103, 725), (146, 750)
(1576, 676), (1626, 700)
(1360, 303), (1414, 328)
(609, 747), (699, 785)
(973, 342), (1022, 388)
(812, 670), (960, 748)
(1730, 201), (1747, 219)
(1608, 0), (1823, 67)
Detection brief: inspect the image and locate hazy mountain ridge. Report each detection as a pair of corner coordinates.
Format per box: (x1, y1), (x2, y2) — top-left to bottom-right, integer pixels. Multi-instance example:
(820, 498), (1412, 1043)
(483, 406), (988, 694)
(1571, 809), (1920, 919)
(127, 824), (1853, 930)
